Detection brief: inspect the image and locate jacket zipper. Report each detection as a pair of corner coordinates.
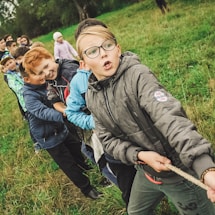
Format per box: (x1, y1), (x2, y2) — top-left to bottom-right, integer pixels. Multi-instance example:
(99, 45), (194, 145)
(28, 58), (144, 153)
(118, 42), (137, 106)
(103, 90), (126, 137)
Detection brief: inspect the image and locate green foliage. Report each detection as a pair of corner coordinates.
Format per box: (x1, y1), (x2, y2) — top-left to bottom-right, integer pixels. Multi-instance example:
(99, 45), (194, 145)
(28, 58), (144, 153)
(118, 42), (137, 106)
(1, 0), (215, 214)
(0, 0), (137, 38)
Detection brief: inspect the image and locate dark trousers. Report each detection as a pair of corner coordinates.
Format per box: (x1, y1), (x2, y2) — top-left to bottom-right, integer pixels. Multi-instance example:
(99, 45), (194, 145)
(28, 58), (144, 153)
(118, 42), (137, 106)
(155, 0), (169, 14)
(47, 132), (93, 195)
(109, 162), (136, 206)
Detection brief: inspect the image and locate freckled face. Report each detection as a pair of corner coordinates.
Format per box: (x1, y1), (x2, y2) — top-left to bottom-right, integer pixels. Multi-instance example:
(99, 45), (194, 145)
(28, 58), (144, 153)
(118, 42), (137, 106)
(80, 35), (121, 80)
(33, 58), (59, 81)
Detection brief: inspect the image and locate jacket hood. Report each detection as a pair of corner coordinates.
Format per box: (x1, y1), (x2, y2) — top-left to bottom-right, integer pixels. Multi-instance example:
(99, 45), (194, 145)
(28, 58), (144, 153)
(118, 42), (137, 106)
(56, 58), (79, 80)
(88, 51), (141, 92)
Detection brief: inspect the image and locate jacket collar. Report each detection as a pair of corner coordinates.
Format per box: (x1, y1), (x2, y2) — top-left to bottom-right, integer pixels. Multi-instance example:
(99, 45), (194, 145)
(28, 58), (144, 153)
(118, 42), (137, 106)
(24, 82), (47, 90)
(88, 51), (140, 92)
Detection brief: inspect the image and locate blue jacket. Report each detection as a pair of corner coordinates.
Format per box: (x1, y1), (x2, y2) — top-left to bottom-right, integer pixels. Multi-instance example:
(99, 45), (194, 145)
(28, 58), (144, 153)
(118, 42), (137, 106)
(65, 69), (95, 130)
(23, 82), (68, 149)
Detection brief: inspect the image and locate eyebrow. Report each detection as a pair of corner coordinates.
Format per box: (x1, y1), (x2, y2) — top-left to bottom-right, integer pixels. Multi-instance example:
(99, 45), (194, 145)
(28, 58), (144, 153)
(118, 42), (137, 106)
(43, 63), (49, 70)
(36, 63), (49, 74)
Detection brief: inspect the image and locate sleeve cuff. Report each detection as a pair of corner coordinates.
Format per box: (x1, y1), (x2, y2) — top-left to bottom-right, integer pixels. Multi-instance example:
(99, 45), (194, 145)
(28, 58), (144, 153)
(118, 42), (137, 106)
(192, 154), (215, 178)
(126, 146), (143, 164)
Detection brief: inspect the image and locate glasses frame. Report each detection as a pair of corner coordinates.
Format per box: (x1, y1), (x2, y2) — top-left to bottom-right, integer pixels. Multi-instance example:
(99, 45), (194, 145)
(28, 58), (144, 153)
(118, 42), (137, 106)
(83, 38), (117, 59)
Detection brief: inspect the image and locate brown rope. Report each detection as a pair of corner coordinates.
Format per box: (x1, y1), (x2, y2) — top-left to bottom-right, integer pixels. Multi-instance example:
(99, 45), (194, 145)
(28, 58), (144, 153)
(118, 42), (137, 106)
(165, 163), (209, 191)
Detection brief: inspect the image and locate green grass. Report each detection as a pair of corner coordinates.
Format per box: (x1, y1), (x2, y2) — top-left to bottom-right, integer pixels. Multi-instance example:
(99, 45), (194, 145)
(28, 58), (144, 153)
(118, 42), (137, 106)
(1, 0), (215, 214)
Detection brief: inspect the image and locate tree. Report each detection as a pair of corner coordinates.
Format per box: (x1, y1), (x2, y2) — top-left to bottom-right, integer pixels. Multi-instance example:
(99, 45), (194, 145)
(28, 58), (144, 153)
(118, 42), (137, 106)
(72, 0), (98, 21)
(0, 0), (138, 38)
(0, 0), (19, 37)
(0, 0), (18, 23)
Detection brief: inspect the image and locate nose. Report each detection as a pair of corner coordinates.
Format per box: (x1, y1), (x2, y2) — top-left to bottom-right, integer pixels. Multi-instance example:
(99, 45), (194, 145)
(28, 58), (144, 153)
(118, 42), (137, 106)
(43, 69), (50, 78)
(43, 67), (49, 74)
(99, 46), (107, 57)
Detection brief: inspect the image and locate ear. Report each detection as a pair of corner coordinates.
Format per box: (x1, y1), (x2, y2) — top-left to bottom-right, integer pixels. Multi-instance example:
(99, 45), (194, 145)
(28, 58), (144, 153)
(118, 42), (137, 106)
(79, 60), (90, 70)
(116, 44), (122, 57)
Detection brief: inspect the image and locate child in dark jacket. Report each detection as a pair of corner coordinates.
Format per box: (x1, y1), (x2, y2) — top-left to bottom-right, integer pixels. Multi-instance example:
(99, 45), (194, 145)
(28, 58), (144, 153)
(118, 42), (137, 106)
(155, 0), (170, 14)
(21, 47), (87, 156)
(21, 55), (102, 200)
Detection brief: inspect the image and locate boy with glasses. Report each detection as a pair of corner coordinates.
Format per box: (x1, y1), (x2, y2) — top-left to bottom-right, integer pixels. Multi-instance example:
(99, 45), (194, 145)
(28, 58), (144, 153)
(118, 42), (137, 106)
(76, 23), (215, 214)
(66, 18), (137, 207)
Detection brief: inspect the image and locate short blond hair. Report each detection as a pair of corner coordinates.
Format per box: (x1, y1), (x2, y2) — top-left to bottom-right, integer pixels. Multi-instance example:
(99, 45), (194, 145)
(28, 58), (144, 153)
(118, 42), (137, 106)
(76, 25), (116, 59)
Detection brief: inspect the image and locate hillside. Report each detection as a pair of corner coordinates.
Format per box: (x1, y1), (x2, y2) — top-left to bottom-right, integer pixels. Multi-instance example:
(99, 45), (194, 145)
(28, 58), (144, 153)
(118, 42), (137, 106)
(0, 0), (215, 214)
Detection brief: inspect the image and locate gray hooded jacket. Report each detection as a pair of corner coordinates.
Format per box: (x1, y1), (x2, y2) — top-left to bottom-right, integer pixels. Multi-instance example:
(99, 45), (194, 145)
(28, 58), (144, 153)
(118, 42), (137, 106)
(86, 51), (214, 179)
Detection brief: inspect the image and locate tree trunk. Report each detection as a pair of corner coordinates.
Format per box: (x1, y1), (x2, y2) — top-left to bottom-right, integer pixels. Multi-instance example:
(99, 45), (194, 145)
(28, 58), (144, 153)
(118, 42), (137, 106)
(72, 0), (89, 21)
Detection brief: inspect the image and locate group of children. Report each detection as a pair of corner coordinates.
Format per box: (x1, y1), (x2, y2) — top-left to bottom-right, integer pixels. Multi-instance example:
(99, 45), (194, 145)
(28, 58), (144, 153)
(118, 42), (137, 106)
(0, 23), (124, 202)
(1, 17), (215, 215)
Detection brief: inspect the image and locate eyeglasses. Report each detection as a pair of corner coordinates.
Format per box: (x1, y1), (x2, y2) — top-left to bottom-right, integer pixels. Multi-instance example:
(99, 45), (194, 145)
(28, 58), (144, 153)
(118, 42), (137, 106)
(83, 39), (116, 59)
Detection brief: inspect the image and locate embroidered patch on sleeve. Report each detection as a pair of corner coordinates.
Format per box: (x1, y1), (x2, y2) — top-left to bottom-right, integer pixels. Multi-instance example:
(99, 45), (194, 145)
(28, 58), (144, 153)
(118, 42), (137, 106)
(154, 91), (168, 102)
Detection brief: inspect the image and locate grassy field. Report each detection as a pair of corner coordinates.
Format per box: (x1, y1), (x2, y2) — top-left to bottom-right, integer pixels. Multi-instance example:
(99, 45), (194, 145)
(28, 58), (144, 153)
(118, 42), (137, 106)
(0, 0), (215, 214)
